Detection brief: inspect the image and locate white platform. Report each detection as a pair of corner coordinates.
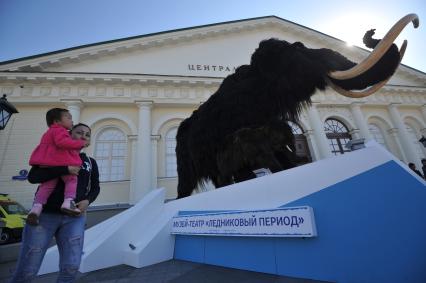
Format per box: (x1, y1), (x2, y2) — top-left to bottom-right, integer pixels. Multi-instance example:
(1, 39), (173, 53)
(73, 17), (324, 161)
(38, 142), (425, 274)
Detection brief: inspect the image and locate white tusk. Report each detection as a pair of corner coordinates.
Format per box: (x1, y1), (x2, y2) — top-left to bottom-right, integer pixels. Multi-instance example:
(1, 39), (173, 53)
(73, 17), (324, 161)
(329, 14), (418, 80)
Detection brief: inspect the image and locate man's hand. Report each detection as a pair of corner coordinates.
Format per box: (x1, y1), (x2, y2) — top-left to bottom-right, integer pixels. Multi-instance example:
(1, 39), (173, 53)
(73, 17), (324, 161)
(68, 166), (80, 175)
(76, 199), (89, 213)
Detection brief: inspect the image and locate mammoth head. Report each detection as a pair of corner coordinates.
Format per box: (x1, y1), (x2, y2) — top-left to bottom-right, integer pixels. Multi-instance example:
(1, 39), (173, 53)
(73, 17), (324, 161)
(250, 14), (419, 103)
(327, 13), (419, 98)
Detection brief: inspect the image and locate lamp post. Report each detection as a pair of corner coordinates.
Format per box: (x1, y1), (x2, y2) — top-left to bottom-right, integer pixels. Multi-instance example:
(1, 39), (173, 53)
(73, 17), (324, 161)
(0, 94), (19, 130)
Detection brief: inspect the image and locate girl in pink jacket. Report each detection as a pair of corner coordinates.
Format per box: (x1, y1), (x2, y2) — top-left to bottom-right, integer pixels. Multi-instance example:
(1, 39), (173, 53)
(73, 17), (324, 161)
(27, 108), (88, 225)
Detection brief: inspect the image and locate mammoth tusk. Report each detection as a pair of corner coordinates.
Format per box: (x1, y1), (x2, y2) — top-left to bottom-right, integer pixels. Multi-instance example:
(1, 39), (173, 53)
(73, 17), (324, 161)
(328, 40), (408, 98)
(328, 78), (389, 98)
(329, 13), (418, 80)
(398, 39), (408, 60)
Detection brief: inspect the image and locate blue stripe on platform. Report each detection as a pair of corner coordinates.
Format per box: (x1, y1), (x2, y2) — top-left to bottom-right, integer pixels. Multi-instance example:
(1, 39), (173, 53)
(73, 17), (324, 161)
(174, 161), (426, 283)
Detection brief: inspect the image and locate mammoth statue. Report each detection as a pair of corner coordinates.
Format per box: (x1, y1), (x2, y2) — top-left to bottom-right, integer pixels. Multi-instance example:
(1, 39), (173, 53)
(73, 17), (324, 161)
(176, 14), (419, 198)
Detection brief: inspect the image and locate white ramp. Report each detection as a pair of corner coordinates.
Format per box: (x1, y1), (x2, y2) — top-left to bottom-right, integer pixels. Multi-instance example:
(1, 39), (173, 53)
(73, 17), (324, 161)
(38, 142), (425, 274)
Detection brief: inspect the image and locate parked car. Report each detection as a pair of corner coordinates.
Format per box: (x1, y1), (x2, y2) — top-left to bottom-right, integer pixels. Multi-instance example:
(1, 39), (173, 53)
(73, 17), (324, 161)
(0, 193), (27, 244)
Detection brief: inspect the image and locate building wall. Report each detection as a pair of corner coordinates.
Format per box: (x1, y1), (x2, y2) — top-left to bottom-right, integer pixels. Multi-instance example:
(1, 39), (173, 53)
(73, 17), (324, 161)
(1, 17), (425, 207)
(1, 95), (424, 208)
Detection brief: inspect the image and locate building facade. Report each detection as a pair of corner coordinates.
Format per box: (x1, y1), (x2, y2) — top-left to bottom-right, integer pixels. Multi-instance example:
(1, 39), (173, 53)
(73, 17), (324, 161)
(1, 16), (425, 208)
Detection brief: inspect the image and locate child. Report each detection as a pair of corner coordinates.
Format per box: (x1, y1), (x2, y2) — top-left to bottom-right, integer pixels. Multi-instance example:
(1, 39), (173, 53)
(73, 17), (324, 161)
(27, 108), (88, 225)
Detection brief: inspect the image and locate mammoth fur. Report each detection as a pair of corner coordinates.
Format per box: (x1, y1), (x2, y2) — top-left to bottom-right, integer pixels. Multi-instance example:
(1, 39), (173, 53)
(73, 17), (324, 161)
(175, 15), (418, 198)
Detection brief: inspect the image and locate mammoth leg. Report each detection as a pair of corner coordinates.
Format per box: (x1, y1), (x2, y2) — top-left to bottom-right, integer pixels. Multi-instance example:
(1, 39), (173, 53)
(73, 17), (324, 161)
(214, 174), (234, 188)
(274, 149), (299, 169)
(177, 167), (197, 198)
(176, 122), (198, 198)
(215, 149), (241, 187)
(251, 151), (284, 173)
(233, 167), (257, 183)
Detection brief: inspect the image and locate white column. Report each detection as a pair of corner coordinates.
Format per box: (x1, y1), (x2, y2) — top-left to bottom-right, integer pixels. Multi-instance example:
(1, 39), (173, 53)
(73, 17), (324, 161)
(349, 102), (372, 141)
(388, 103), (419, 165)
(130, 101), (153, 204)
(303, 130), (320, 161)
(387, 128), (406, 161)
(306, 104), (333, 159)
(127, 134), (137, 203)
(151, 135), (161, 190)
(62, 99), (83, 124)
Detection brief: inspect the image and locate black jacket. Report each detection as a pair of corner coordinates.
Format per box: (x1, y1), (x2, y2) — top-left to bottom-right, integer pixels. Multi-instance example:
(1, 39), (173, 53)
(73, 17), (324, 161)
(28, 153), (100, 214)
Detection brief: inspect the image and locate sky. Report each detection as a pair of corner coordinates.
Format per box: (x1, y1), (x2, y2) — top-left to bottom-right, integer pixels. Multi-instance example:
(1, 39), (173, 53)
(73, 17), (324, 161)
(0, 0), (425, 72)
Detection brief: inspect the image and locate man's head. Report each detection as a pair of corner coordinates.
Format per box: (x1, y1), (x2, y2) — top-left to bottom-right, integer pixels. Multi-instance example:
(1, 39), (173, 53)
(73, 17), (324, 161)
(71, 123), (91, 147)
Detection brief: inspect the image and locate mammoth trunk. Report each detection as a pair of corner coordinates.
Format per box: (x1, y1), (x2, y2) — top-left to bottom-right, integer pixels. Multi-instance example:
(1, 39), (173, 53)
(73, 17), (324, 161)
(329, 41), (400, 91)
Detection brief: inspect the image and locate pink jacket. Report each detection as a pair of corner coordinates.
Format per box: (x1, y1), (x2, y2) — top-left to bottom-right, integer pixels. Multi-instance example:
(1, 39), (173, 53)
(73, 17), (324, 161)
(29, 124), (85, 166)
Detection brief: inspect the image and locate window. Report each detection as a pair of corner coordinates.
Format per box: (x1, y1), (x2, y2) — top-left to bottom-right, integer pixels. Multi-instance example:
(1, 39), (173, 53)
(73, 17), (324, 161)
(324, 118), (351, 155)
(95, 128), (127, 182)
(287, 121), (303, 134)
(165, 127), (178, 177)
(368, 123), (388, 149)
(287, 121), (311, 163)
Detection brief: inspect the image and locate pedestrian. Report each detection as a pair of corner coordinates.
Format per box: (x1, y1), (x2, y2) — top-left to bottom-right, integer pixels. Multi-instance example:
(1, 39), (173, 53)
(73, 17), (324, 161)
(27, 108), (89, 225)
(10, 123), (100, 283)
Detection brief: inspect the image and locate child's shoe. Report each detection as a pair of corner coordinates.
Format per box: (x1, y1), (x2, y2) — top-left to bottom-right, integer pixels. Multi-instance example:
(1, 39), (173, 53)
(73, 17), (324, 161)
(61, 198), (81, 216)
(26, 203), (43, 225)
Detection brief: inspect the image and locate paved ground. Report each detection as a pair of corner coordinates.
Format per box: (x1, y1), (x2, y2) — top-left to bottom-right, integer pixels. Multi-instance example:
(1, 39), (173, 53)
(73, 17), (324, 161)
(1, 259), (333, 283)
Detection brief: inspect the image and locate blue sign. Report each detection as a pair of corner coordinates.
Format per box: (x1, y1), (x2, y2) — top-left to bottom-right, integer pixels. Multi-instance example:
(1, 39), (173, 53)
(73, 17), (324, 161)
(12, 169), (28, 181)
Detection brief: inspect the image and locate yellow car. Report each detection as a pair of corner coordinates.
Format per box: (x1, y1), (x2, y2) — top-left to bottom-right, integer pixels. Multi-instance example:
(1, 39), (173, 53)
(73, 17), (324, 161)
(0, 193), (27, 244)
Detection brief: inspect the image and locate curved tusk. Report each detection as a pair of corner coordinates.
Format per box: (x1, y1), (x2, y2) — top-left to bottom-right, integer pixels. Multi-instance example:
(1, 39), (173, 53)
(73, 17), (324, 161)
(328, 78), (389, 98)
(398, 39), (408, 60)
(329, 13), (418, 80)
(329, 40), (408, 98)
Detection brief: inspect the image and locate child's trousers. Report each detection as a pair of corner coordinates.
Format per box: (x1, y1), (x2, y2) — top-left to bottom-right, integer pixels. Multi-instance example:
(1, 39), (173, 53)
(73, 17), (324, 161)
(34, 174), (78, 204)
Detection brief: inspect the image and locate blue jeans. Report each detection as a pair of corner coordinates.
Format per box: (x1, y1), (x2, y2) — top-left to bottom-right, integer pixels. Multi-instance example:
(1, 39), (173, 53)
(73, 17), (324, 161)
(10, 212), (86, 283)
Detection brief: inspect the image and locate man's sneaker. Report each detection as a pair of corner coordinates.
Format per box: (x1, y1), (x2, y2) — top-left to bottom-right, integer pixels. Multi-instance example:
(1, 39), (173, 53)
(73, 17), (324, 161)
(61, 198), (81, 216)
(26, 203), (43, 225)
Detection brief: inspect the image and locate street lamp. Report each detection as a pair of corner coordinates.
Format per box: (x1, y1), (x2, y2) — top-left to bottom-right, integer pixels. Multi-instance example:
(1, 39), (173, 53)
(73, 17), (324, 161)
(0, 94), (19, 130)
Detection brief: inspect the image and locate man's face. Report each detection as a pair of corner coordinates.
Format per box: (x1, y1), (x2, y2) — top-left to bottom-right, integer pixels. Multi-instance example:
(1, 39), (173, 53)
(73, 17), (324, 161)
(71, 125), (91, 146)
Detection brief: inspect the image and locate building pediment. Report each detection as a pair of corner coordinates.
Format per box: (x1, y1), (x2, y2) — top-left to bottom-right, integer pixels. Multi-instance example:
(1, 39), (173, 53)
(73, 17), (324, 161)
(0, 16), (424, 87)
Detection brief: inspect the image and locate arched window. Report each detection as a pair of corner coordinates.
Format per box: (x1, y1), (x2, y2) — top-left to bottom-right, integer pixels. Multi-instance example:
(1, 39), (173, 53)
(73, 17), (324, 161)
(165, 127), (178, 177)
(288, 121), (303, 134)
(324, 118), (351, 155)
(405, 123), (425, 158)
(368, 123), (388, 149)
(94, 128), (127, 182)
(287, 121), (311, 163)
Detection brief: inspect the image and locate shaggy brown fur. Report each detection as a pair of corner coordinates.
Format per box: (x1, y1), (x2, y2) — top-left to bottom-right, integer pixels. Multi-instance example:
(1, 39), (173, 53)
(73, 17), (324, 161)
(176, 31), (400, 198)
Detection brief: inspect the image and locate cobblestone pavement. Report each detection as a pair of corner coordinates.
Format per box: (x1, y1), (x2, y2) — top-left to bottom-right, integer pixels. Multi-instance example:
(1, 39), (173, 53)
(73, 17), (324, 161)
(1, 259), (333, 283)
